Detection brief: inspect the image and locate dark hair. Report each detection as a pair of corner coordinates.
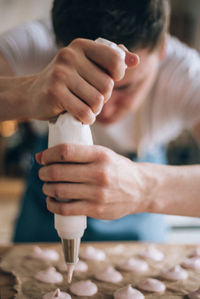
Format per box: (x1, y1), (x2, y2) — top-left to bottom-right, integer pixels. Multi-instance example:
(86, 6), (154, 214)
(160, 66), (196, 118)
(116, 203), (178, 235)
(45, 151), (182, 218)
(52, 0), (170, 51)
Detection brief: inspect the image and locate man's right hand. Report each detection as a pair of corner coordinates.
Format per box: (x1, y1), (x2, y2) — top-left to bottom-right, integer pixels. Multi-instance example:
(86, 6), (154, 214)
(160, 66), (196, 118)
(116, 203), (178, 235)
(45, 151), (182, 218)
(28, 38), (139, 123)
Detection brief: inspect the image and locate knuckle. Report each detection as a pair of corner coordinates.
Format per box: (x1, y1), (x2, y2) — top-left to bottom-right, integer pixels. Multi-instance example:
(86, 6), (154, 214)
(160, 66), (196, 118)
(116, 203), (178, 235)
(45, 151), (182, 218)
(47, 84), (60, 100)
(59, 204), (68, 216)
(92, 93), (104, 114)
(57, 47), (76, 65)
(52, 66), (66, 82)
(96, 167), (110, 186)
(77, 106), (93, 124)
(101, 77), (114, 100)
(97, 147), (112, 163)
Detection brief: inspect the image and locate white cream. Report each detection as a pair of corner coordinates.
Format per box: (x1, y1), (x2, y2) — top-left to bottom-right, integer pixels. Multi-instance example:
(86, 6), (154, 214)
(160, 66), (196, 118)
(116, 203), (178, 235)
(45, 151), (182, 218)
(161, 265), (188, 281)
(138, 278), (166, 293)
(95, 266), (123, 283)
(182, 257), (200, 271)
(118, 258), (149, 273)
(114, 284), (144, 299)
(43, 288), (71, 299)
(35, 267), (63, 284)
(139, 246), (164, 262)
(31, 246), (59, 261)
(70, 280), (98, 296)
(79, 246), (106, 261)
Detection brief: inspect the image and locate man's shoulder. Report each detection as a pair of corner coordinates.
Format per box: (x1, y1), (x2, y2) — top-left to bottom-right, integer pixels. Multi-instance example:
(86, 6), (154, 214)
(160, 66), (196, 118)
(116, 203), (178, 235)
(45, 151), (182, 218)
(163, 36), (200, 69)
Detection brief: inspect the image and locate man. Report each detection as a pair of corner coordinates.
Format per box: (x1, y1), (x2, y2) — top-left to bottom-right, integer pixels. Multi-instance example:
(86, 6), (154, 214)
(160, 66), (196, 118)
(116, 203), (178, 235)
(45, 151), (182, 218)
(1, 0), (200, 242)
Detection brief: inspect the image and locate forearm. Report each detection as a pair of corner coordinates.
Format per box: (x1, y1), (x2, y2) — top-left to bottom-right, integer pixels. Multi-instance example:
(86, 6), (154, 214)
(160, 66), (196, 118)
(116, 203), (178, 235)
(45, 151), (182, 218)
(0, 75), (35, 121)
(141, 163), (200, 217)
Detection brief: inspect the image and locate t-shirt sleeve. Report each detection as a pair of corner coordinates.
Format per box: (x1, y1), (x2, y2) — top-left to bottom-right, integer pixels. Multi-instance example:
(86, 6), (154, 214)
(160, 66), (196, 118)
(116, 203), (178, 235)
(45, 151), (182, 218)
(0, 19), (58, 76)
(157, 37), (200, 131)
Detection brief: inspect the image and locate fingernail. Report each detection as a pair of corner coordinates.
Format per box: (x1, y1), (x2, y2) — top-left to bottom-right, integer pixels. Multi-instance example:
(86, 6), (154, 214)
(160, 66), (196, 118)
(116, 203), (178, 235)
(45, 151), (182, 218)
(35, 152), (43, 164)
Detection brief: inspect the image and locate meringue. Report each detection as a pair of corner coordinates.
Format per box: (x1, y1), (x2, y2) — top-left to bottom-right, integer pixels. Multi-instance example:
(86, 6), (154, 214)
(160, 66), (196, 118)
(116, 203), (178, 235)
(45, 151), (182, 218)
(43, 288), (71, 299)
(95, 266), (123, 283)
(79, 246), (106, 261)
(182, 257), (200, 271)
(35, 267), (63, 284)
(138, 278), (166, 293)
(70, 280), (98, 296)
(114, 284), (144, 299)
(31, 246), (59, 262)
(139, 246), (164, 262)
(161, 265), (188, 281)
(118, 258), (148, 273)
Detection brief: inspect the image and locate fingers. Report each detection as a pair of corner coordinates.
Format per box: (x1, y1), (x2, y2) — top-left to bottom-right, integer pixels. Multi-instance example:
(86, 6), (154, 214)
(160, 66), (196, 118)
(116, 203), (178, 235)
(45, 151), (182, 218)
(39, 163), (92, 183)
(35, 144), (98, 165)
(43, 183), (94, 200)
(78, 59), (114, 104)
(118, 44), (140, 67)
(65, 72), (104, 116)
(46, 197), (94, 217)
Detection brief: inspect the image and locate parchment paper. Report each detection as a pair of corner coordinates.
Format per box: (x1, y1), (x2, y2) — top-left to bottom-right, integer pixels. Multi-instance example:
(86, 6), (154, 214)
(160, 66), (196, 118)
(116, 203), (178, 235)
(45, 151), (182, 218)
(1, 243), (200, 298)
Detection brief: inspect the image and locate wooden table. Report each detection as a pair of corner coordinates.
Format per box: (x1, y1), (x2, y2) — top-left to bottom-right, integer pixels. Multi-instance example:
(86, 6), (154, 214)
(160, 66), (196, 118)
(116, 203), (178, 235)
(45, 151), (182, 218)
(0, 245), (16, 299)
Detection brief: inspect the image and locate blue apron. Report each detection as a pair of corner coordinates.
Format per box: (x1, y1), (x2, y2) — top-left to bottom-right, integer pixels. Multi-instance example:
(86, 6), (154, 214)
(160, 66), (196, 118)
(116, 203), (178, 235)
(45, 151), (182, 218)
(13, 136), (168, 243)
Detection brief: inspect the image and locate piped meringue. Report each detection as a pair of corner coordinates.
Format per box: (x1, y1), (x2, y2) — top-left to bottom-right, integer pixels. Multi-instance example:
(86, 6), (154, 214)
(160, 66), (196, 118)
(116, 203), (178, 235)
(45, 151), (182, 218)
(95, 266), (122, 283)
(79, 246), (106, 261)
(43, 288), (71, 299)
(182, 257), (200, 271)
(114, 284), (144, 299)
(118, 258), (149, 273)
(161, 265), (188, 281)
(138, 278), (166, 293)
(70, 280), (98, 296)
(35, 267), (63, 284)
(31, 246), (59, 261)
(139, 246), (164, 262)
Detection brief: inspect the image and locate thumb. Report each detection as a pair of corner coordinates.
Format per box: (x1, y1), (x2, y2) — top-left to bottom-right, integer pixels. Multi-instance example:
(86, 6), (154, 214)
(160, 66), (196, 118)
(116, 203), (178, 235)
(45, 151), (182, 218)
(118, 44), (140, 67)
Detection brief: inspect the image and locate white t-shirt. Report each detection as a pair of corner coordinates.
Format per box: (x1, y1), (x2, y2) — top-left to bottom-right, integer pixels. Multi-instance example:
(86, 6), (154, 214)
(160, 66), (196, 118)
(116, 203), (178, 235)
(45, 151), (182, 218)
(0, 19), (200, 156)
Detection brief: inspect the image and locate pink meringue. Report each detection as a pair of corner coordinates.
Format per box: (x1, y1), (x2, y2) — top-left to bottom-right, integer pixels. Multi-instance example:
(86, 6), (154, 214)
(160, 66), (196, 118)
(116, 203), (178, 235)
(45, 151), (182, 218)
(182, 257), (200, 271)
(43, 288), (71, 299)
(57, 260), (88, 273)
(79, 246), (106, 261)
(95, 266), (123, 283)
(70, 280), (98, 296)
(31, 246), (59, 261)
(139, 246), (164, 262)
(161, 265), (188, 281)
(118, 258), (149, 273)
(190, 248), (200, 257)
(114, 284), (144, 299)
(188, 288), (200, 299)
(35, 267), (63, 284)
(138, 278), (166, 293)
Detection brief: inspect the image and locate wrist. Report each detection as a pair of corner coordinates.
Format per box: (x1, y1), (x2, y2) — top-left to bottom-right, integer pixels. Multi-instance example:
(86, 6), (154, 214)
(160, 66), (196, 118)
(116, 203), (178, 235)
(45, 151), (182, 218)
(0, 75), (36, 121)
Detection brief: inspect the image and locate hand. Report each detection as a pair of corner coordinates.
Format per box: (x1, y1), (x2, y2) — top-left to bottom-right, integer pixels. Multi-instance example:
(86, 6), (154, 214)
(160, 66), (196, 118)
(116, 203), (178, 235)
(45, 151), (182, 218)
(36, 144), (150, 220)
(28, 39), (139, 123)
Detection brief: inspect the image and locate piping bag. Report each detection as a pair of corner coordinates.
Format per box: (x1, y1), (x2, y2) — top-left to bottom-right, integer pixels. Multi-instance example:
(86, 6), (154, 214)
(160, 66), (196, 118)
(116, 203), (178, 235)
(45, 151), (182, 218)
(48, 38), (126, 283)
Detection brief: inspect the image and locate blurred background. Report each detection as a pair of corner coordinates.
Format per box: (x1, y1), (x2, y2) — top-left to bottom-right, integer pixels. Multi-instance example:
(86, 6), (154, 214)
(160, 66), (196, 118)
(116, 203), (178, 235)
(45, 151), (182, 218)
(0, 0), (200, 244)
